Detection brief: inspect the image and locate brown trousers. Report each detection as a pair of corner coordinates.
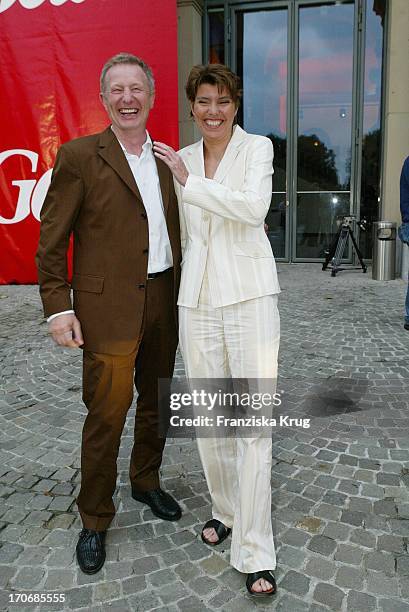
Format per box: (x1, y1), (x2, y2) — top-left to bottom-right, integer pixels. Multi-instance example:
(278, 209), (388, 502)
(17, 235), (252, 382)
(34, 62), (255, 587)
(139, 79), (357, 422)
(77, 269), (178, 530)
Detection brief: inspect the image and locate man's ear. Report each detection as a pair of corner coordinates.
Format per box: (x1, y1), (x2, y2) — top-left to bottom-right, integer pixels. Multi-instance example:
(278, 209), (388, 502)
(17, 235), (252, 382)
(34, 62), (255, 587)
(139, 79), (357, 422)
(150, 92), (156, 109)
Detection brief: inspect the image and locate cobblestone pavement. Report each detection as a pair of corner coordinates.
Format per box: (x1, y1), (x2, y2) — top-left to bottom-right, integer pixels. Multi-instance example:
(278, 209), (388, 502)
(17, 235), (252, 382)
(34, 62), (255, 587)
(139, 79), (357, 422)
(0, 263), (409, 612)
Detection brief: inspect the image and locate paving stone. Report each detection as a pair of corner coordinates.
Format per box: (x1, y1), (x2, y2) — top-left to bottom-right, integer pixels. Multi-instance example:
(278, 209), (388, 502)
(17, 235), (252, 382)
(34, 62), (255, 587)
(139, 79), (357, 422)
(281, 527), (311, 547)
(377, 535), (406, 554)
(314, 503), (341, 521)
(157, 580), (190, 604)
(0, 564), (18, 588)
(10, 566), (45, 589)
(378, 599), (409, 612)
(178, 595), (207, 611)
(364, 551), (396, 575)
(346, 590), (377, 611)
(279, 570), (310, 596)
(277, 544), (307, 569)
(307, 535), (337, 556)
(66, 586), (93, 609)
(104, 560), (133, 580)
(121, 574), (147, 594)
(43, 568), (75, 590)
(367, 570), (399, 596)
(172, 561), (201, 583)
(334, 543), (364, 565)
(0, 542), (23, 562)
(199, 554), (230, 575)
(274, 594), (312, 612)
(208, 588), (236, 608)
(148, 568), (177, 586)
(397, 557), (409, 576)
(340, 509), (365, 526)
(183, 540), (211, 561)
(349, 528), (376, 548)
(132, 555), (160, 575)
(377, 473), (401, 486)
(313, 583), (345, 610)
(305, 557), (336, 580)
(160, 548), (189, 566)
(335, 565), (364, 589)
(46, 547), (75, 568)
(189, 575), (219, 596)
(144, 535), (172, 554)
(322, 521), (350, 541)
(94, 580), (121, 601)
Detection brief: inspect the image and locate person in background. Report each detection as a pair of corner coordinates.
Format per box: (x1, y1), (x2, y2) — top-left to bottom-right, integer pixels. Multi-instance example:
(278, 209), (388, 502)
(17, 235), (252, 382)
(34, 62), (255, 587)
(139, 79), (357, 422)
(154, 64), (280, 597)
(399, 155), (409, 331)
(36, 53), (182, 574)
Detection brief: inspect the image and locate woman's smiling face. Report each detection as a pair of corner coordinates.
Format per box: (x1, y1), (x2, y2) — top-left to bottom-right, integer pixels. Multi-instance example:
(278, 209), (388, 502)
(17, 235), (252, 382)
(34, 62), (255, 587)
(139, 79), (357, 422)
(191, 83), (237, 143)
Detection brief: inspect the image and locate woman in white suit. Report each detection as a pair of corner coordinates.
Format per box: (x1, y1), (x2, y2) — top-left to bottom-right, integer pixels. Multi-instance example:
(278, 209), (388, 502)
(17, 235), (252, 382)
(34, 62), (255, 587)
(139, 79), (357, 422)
(154, 64), (280, 596)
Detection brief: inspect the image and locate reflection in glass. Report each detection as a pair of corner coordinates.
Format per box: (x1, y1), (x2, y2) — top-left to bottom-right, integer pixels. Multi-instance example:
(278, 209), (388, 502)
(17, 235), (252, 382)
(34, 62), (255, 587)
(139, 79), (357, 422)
(208, 10), (225, 64)
(296, 3), (354, 258)
(296, 192), (350, 259)
(236, 9), (288, 257)
(298, 3), (354, 191)
(359, 0), (385, 258)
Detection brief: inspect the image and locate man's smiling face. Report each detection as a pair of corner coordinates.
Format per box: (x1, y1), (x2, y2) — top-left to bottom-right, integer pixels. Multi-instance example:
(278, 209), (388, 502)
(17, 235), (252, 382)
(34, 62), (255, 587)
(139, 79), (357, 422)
(100, 63), (155, 136)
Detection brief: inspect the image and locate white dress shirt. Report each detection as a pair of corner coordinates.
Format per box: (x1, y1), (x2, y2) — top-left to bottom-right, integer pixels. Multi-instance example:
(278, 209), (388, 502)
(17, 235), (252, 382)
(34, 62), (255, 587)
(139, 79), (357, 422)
(117, 131), (173, 274)
(47, 130), (172, 322)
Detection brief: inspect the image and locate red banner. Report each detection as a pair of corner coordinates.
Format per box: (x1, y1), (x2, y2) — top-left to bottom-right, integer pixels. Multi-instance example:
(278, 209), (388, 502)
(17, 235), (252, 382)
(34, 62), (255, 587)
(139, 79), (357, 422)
(0, 0), (179, 284)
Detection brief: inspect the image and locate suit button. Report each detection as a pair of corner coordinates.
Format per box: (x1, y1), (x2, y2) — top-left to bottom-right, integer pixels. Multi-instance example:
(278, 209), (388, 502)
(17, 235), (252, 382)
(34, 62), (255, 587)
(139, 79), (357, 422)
(143, 248), (148, 254)
(137, 283), (145, 289)
(203, 213), (210, 222)
(203, 241), (207, 247)
(141, 213), (147, 219)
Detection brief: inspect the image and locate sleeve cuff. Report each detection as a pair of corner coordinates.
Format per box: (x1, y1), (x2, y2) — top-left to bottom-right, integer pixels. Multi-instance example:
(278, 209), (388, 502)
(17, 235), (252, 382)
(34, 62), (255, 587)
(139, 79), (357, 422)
(47, 310), (75, 323)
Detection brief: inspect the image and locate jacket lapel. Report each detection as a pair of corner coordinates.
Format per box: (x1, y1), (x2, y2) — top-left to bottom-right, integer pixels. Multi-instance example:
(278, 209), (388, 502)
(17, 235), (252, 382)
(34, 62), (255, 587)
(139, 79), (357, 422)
(184, 139), (205, 177)
(154, 155), (170, 215)
(97, 128), (143, 204)
(213, 125), (246, 184)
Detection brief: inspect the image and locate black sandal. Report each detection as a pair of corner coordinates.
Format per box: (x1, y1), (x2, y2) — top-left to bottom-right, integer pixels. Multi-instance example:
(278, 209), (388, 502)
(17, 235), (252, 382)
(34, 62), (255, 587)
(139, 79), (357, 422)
(246, 570), (276, 596)
(201, 519), (231, 546)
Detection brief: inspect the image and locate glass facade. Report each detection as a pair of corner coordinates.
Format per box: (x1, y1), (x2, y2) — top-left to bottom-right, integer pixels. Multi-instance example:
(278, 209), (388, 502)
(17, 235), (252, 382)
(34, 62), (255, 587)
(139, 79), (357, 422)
(205, 0), (385, 262)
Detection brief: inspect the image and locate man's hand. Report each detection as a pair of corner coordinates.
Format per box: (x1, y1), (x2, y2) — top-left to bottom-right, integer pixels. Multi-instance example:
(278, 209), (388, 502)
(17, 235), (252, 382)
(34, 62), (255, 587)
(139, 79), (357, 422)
(48, 313), (84, 348)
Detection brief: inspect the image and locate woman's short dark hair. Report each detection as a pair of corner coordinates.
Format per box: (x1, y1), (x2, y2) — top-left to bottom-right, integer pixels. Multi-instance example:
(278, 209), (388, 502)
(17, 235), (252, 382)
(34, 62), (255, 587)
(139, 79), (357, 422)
(185, 64), (242, 108)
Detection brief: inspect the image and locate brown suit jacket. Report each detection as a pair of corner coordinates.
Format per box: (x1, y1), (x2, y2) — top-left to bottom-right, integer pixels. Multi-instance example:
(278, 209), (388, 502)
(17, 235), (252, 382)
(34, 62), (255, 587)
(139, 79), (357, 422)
(36, 127), (181, 355)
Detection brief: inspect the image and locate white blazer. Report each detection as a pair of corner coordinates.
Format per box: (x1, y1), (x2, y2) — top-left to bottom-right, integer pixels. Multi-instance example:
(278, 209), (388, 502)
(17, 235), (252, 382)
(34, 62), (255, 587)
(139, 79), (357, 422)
(174, 125), (280, 308)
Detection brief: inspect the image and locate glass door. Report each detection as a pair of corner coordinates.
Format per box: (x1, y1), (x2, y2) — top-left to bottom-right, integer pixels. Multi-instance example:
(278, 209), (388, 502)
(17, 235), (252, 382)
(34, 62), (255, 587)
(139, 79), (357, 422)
(234, 4), (289, 259)
(295, 1), (355, 259)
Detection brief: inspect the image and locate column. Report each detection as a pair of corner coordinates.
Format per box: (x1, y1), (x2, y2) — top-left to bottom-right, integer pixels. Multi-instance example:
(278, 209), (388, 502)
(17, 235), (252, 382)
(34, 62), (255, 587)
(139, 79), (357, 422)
(177, 0), (204, 148)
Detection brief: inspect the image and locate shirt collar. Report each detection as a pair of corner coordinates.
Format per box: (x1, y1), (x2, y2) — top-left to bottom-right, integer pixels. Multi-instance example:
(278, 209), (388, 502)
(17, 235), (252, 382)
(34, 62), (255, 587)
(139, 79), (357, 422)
(111, 127), (152, 156)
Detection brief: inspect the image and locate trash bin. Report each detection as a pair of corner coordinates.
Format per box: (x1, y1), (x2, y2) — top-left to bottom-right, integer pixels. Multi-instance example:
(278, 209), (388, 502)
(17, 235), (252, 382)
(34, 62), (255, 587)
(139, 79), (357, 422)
(372, 221), (396, 280)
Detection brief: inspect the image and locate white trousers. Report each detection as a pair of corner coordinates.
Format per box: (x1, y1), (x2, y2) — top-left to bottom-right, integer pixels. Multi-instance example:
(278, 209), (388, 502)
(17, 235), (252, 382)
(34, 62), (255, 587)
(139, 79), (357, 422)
(179, 273), (280, 573)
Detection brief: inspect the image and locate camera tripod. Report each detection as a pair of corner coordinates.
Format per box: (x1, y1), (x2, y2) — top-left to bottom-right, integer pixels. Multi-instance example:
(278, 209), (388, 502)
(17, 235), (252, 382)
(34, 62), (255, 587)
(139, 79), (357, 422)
(322, 216), (367, 277)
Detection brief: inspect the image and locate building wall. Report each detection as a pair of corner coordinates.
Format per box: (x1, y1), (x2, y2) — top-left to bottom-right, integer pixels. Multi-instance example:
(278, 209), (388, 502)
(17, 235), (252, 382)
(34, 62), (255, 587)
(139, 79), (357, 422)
(177, 0), (204, 148)
(381, 0), (409, 225)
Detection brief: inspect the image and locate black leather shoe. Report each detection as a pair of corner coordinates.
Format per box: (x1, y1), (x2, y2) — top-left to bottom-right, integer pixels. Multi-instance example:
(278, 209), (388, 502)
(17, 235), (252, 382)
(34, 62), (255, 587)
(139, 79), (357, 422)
(132, 487), (182, 521)
(404, 322), (409, 331)
(76, 529), (106, 574)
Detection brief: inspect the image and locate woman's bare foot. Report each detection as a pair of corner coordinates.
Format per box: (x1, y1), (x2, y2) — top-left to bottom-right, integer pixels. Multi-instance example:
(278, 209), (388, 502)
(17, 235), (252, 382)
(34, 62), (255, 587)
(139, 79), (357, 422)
(201, 519), (231, 546)
(249, 577), (274, 593)
(246, 570), (276, 596)
(202, 527), (219, 543)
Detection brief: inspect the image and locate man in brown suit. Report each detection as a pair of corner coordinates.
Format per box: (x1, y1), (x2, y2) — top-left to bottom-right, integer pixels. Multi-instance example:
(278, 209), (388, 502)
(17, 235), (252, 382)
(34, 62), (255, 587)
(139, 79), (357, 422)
(36, 53), (182, 574)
